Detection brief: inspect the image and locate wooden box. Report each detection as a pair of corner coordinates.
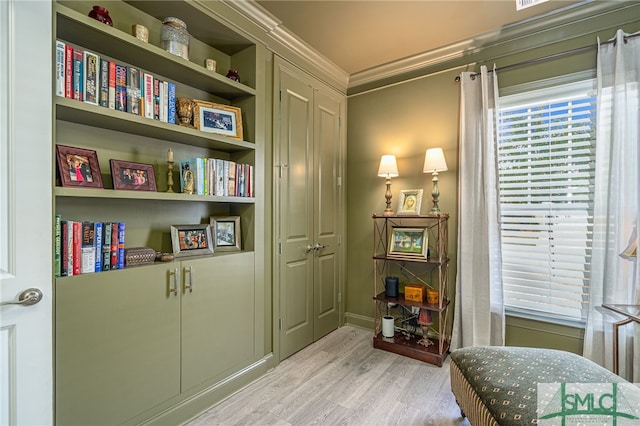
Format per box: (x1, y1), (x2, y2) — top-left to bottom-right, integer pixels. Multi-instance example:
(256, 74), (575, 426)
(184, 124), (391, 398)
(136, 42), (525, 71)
(404, 283), (426, 302)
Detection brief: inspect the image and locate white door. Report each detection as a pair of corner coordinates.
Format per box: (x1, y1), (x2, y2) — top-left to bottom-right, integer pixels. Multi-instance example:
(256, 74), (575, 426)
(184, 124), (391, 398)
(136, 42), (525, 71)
(0, 1), (53, 425)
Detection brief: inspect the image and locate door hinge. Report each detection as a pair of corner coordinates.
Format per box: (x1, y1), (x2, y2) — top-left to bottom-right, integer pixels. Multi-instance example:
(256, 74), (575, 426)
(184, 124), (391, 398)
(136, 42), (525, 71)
(279, 90), (282, 102)
(278, 242), (282, 254)
(337, 176), (342, 187)
(338, 234), (342, 246)
(338, 292), (342, 303)
(279, 318), (282, 330)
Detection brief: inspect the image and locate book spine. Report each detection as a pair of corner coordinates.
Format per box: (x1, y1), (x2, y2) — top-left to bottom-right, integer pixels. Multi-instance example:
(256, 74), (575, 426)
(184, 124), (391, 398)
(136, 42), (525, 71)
(60, 220), (69, 277)
(238, 163), (245, 197)
(223, 160), (229, 197)
(64, 44), (73, 99)
(110, 222), (119, 269)
(72, 221), (82, 275)
(117, 222), (125, 270)
(153, 78), (160, 120)
(216, 159), (225, 196)
(143, 73), (154, 119)
(99, 59), (109, 107)
(66, 221), (74, 276)
(228, 161), (236, 197)
(73, 49), (84, 101)
(55, 41), (65, 97)
(54, 214), (62, 277)
(81, 221), (96, 274)
(126, 66), (141, 115)
(83, 51), (99, 105)
(197, 157), (204, 195)
(94, 222), (103, 273)
(115, 64), (127, 112)
(102, 223), (112, 271)
(108, 61), (116, 109)
(167, 82), (176, 124)
(161, 81), (169, 123)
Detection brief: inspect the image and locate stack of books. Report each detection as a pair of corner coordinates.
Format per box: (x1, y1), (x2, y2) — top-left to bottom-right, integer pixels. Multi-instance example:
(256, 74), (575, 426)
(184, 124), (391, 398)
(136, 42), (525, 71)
(55, 40), (177, 124)
(54, 215), (126, 277)
(178, 157), (254, 197)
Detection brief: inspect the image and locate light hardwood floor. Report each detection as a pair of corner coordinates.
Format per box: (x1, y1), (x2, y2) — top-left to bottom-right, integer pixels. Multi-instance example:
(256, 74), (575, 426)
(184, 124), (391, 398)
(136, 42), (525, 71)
(188, 325), (471, 426)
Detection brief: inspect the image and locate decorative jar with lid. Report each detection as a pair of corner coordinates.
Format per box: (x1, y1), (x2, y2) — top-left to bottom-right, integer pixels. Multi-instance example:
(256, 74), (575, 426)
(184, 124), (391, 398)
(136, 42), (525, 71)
(161, 17), (190, 60)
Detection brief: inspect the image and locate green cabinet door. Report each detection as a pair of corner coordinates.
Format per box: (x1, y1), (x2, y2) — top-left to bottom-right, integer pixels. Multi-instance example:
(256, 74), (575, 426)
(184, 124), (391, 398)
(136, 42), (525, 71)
(181, 253), (255, 391)
(55, 264), (181, 426)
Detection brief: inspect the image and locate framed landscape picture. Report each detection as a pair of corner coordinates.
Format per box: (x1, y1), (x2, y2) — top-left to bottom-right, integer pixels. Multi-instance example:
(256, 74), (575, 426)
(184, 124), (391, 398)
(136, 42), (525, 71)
(388, 227), (428, 260)
(110, 160), (157, 192)
(170, 224), (214, 258)
(193, 100), (243, 140)
(55, 144), (104, 189)
(210, 216), (241, 251)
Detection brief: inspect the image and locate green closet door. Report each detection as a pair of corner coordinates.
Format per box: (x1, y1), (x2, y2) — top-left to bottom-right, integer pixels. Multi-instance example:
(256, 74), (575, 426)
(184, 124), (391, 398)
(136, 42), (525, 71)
(55, 263), (181, 426)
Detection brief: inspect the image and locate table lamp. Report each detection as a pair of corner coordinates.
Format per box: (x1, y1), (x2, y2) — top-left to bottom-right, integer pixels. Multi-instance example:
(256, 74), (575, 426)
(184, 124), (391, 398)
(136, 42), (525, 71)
(423, 148), (448, 214)
(378, 155), (399, 216)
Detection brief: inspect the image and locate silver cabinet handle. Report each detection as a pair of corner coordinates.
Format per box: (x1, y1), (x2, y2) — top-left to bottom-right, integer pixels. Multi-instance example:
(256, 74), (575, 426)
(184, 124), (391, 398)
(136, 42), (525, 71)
(314, 244), (328, 250)
(184, 266), (193, 293)
(169, 268), (178, 297)
(0, 288), (43, 307)
(306, 245), (315, 253)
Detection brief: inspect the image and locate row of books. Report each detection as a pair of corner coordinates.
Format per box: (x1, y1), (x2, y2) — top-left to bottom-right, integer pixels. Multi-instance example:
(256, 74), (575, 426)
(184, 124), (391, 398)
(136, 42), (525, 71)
(54, 215), (126, 277)
(179, 158), (254, 197)
(55, 40), (177, 123)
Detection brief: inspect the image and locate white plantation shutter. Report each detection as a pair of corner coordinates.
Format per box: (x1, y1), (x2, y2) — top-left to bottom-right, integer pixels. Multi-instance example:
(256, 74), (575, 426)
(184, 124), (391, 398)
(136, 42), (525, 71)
(497, 80), (596, 323)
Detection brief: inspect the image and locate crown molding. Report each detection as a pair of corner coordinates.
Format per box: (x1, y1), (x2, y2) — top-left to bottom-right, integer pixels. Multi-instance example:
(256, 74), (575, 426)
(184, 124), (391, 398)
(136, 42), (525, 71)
(348, 0), (635, 92)
(222, 0), (349, 91)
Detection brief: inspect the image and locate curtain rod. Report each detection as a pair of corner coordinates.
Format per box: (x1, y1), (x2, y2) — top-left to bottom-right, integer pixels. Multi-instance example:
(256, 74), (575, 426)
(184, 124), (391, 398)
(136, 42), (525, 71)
(454, 32), (639, 82)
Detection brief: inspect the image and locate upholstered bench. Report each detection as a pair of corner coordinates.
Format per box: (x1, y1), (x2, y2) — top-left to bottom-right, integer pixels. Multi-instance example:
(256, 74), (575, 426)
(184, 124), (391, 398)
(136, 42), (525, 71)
(449, 346), (628, 425)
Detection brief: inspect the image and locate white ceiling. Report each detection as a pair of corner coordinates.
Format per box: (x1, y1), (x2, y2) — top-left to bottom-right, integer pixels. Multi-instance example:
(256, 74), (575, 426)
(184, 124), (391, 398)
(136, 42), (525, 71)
(255, 0), (583, 75)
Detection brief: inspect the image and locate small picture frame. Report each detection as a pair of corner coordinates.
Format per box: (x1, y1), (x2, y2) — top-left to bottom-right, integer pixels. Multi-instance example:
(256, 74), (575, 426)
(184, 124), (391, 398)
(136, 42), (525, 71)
(397, 189), (423, 215)
(193, 100), (243, 140)
(388, 227), (428, 260)
(110, 160), (157, 192)
(170, 225), (214, 258)
(210, 216), (241, 251)
(55, 144), (104, 188)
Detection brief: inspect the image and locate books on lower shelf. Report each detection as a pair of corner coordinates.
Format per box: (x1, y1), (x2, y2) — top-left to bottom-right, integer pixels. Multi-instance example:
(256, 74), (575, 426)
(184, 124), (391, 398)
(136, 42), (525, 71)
(178, 157), (254, 197)
(56, 40), (176, 125)
(55, 215), (126, 277)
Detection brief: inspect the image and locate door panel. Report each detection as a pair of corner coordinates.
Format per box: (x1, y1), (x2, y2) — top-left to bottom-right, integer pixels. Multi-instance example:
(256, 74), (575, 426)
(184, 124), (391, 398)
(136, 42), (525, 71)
(0, 2), (52, 425)
(278, 64), (315, 359)
(181, 254), (255, 391)
(55, 265), (181, 425)
(313, 91), (341, 339)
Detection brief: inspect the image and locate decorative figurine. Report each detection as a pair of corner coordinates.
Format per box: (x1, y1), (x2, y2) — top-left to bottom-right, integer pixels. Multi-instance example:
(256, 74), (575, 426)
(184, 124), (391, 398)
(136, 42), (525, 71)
(226, 69), (240, 82)
(176, 97), (195, 128)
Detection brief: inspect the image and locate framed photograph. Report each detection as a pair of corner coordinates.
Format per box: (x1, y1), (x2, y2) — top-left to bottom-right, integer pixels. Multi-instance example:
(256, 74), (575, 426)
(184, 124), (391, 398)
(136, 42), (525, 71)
(210, 216), (241, 251)
(170, 224), (214, 258)
(397, 189), (423, 215)
(193, 100), (243, 140)
(55, 144), (104, 188)
(110, 160), (157, 192)
(388, 227), (428, 260)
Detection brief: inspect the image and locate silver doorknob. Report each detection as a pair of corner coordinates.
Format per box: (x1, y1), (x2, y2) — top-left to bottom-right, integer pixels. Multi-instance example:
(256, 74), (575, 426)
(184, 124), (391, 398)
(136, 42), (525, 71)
(313, 244), (327, 250)
(306, 245), (315, 253)
(0, 288), (43, 307)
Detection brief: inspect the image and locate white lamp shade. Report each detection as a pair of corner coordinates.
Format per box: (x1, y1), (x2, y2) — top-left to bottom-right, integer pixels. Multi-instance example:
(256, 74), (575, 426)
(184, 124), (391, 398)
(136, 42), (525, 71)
(423, 148), (448, 173)
(378, 155), (399, 177)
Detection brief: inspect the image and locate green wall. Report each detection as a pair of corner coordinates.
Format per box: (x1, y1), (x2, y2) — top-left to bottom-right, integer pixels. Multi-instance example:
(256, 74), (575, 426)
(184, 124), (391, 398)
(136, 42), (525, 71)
(344, 3), (640, 353)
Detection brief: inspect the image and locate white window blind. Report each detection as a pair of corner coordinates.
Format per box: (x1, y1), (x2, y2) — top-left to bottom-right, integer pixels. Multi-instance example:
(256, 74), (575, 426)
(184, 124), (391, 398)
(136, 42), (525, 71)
(497, 80), (596, 324)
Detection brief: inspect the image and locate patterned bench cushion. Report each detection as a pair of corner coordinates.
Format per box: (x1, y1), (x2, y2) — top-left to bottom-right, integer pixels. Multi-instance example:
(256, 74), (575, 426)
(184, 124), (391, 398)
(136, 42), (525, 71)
(449, 346), (627, 425)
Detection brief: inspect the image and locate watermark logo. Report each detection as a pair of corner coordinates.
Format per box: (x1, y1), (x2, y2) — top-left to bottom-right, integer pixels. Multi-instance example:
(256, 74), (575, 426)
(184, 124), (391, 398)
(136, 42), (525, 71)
(538, 382), (640, 425)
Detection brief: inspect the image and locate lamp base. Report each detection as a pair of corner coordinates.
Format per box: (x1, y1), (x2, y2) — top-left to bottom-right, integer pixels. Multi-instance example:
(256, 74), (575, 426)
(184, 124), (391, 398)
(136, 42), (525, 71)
(383, 208), (395, 216)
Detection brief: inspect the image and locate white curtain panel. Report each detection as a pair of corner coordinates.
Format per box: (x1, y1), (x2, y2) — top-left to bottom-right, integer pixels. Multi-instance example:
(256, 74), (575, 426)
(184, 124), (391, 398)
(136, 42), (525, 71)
(451, 66), (505, 349)
(583, 29), (640, 381)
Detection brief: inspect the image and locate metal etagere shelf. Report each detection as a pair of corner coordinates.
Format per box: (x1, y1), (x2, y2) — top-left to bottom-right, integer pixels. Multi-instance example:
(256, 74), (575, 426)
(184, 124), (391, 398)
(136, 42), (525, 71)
(372, 214), (451, 366)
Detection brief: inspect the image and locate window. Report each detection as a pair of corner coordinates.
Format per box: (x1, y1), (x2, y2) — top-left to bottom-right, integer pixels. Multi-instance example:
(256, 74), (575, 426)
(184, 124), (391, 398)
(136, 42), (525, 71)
(497, 79), (596, 324)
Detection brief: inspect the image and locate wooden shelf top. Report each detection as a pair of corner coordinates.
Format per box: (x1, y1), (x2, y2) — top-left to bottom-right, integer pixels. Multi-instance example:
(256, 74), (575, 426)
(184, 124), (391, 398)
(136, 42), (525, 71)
(54, 186), (256, 203)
